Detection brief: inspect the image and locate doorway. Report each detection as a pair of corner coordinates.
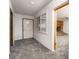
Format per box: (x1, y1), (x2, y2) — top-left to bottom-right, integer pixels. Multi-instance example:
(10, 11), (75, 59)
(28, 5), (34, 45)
(54, 1), (69, 50)
(10, 9), (13, 47)
(22, 18), (33, 39)
(57, 20), (64, 36)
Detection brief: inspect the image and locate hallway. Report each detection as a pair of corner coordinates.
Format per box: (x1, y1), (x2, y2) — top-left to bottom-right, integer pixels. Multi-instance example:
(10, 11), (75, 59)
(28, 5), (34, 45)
(10, 36), (68, 59)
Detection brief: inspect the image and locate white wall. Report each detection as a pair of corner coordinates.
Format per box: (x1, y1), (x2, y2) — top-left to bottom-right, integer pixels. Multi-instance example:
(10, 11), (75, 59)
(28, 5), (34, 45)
(13, 13), (34, 41)
(57, 5), (69, 18)
(63, 19), (69, 34)
(34, 0), (68, 51)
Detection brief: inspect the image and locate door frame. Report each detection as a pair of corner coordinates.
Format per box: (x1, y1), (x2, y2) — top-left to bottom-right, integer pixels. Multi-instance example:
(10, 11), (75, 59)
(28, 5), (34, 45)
(54, 1), (69, 50)
(10, 9), (13, 46)
(22, 18), (34, 39)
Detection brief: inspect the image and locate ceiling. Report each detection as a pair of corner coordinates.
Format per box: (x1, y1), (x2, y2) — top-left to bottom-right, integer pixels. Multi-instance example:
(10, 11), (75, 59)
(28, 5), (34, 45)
(11, 0), (52, 16)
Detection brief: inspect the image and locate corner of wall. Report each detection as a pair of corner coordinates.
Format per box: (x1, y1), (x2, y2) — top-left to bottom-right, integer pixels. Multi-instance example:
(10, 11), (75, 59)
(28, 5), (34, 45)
(9, 0), (14, 13)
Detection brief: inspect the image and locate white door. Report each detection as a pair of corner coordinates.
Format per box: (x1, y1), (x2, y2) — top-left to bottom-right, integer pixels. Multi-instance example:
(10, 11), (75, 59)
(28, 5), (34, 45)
(23, 19), (33, 39)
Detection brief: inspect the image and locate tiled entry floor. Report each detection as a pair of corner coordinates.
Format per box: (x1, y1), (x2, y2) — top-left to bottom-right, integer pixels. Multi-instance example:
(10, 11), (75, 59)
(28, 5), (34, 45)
(10, 35), (68, 59)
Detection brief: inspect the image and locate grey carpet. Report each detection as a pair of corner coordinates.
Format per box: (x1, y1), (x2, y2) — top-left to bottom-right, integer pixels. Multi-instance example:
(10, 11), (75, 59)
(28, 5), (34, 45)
(10, 36), (68, 59)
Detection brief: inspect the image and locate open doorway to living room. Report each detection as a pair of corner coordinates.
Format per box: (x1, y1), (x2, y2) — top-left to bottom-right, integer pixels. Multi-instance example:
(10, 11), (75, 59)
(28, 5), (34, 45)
(54, 1), (69, 55)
